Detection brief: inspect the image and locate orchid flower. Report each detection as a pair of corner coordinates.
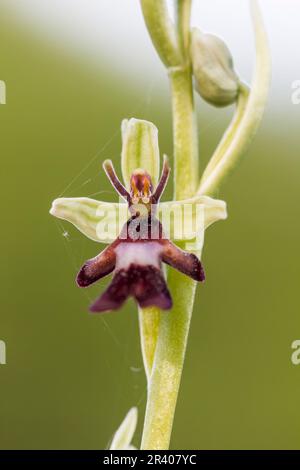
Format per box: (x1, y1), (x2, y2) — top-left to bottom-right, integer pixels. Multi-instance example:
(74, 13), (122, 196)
(50, 118), (226, 314)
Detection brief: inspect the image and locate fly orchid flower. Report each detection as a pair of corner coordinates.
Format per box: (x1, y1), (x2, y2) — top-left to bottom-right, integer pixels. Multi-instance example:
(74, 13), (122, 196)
(50, 118), (227, 314)
(77, 156), (204, 312)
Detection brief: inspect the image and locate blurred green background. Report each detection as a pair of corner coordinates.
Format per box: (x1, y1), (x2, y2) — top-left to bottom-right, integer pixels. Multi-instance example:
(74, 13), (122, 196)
(0, 5), (299, 450)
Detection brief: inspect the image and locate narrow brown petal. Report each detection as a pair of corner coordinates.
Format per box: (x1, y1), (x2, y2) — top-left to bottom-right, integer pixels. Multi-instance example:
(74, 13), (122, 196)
(161, 240), (205, 282)
(152, 155), (170, 203)
(77, 243), (117, 287)
(103, 159), (130, 202)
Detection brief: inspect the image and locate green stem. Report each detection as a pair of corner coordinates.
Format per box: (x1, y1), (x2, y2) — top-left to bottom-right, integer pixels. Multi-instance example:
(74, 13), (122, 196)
(199, 83), (249, 187)
(141, 266), (199, 449)
(141, 0), (199, 450)
(175, 0), (192, 55)
(169, 66), (199, 199)
(140, 0), (182, 67)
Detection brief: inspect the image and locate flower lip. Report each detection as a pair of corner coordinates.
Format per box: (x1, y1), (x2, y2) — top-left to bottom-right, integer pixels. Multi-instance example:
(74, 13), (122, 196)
(76, 227), (205, 313)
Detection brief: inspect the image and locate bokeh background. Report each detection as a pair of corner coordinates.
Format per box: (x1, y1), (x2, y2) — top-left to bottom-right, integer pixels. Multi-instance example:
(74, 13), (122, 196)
(0, 0), (299, 450)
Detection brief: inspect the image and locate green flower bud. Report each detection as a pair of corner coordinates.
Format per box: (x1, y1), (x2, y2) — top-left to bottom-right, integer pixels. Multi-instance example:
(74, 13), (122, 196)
(191, 28), (239, 107)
